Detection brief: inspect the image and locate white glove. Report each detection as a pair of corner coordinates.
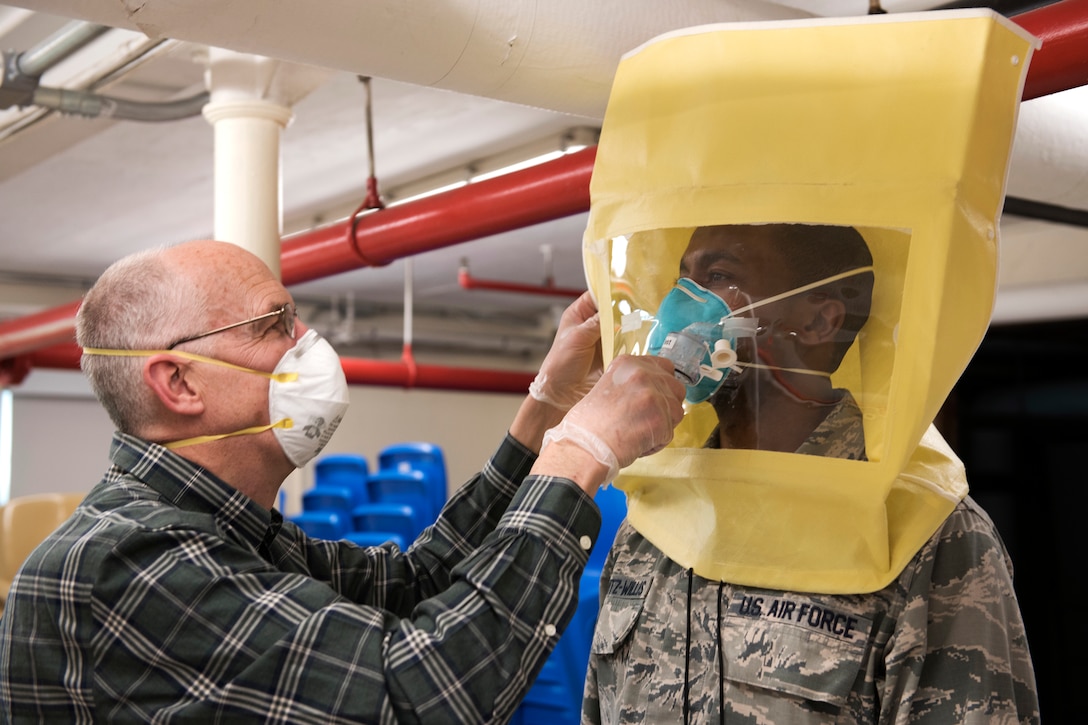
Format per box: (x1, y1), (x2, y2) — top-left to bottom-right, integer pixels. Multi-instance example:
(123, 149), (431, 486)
(529, 292), (603, 411)
(542, 354), (685, 478)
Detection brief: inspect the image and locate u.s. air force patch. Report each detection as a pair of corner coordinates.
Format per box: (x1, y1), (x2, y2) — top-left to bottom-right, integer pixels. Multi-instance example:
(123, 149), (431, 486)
(729, 592), (871, 642)
(722, 590), (875, 705)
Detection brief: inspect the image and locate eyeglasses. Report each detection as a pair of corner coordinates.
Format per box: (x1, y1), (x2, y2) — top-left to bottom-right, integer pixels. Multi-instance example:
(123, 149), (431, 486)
(168, 304), (297, 349)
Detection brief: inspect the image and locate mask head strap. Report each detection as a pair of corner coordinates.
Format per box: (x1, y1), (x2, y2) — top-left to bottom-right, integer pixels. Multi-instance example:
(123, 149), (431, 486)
(725, 265), (875, 320)
(82, 348), (300, 383)
(162, 419), (294, 450)
(82, 347), (302, 451)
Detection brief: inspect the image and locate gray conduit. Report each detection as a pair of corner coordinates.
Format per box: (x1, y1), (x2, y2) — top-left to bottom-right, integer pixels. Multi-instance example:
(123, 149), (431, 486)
(30, 86), (210, 122)
(1, 20), (111, 109)
(14, 20), (111, 77)
(2, 19), (208, 122)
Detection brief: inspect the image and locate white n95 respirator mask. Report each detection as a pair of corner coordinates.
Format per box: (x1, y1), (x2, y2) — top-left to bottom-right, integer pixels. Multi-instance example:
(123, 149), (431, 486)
(266, 329), (350, 467)
(84, 328), (350, 468)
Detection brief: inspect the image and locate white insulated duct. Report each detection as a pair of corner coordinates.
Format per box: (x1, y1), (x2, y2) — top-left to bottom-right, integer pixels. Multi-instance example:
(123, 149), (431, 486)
(11, 0), (1085, 214)
(7, 0), (814, 119)
(5, 0), (1087, 319)
(998, 83), (1088, 317)
(1008, 84), (1088, 209)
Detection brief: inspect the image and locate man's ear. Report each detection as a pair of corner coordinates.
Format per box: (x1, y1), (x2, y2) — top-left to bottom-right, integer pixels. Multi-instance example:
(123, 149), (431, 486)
(144, 355), (205, 416)
(797, 295), (846, 345)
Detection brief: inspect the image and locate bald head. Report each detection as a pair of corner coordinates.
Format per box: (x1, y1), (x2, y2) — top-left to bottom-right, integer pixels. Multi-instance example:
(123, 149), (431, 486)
(162, 241), (279, 304)
(76, 240), (280, 432)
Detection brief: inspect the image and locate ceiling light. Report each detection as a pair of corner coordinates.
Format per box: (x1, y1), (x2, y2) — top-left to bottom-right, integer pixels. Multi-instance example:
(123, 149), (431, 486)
(387, 179), (468, 207)
(470, 150), (565, 183)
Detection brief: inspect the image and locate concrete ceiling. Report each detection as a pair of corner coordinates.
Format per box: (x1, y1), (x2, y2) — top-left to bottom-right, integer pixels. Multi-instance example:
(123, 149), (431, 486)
(1, 0), (1085, 366)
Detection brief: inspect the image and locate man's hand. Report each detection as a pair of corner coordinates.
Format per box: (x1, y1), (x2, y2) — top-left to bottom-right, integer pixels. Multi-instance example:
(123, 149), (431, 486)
(529, 291), (604, 411)
(534, 355), (685, 495)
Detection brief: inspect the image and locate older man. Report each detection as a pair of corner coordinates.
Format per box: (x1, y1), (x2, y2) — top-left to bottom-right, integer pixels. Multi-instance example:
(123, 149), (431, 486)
(0, 239), (684, 724)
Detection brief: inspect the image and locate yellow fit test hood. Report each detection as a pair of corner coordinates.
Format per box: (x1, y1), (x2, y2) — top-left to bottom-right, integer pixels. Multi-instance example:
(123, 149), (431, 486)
(583, 10), (1038, 593)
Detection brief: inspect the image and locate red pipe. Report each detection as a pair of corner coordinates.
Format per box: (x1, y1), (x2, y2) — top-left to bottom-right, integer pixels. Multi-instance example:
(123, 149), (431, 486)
(280, 146), (596, 285)
(0, 300), (82, 359)
(340, 356), (533, 393)
(28, 343), (83, 370)
(458, 267), (585, 298)
(1016, 0), (1088, 101)
(1, 0), (1086, 374)
(5, 340), (534, 394)
(0, 149), (596, 391)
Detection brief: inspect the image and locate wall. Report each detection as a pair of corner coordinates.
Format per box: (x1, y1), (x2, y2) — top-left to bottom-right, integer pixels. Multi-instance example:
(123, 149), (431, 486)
(283, 384), (525, 514)
(945, 317), (1088, 724)
(5, 368), (526, 511)
(7, 371), (113, 501)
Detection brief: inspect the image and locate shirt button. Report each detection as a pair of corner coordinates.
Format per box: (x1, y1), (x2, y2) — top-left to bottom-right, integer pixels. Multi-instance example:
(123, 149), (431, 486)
(544, 623), (557, 637)
(579, 535), (593, 550)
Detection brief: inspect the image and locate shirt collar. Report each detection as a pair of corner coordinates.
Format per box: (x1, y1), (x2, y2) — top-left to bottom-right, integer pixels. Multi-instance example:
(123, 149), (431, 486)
(109, 432), (280, 550)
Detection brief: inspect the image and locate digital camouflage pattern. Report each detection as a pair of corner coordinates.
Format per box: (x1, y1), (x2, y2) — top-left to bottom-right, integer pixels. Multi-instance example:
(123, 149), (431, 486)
(583, 395), (1039, 724)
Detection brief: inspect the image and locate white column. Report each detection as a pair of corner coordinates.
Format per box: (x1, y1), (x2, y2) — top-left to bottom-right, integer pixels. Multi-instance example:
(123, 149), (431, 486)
(201, 50), (294, 278)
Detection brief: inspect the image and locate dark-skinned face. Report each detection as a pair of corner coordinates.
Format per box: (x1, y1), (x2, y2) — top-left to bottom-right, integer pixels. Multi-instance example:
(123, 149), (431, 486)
(679, 225), (820, 410)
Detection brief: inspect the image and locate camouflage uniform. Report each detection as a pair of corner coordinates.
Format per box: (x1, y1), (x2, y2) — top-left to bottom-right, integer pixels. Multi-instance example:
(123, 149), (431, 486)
(583, 395), (1039, 724)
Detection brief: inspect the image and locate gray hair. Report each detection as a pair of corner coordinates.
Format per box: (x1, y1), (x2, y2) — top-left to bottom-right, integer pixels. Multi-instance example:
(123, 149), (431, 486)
(76, 246), (209, 434)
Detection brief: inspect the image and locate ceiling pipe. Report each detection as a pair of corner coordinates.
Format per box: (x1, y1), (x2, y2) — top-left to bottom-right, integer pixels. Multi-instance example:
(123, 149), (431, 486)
(1014, 0), (1088, 99)
(1, 20), (209, 121)
(0, 34), (178, 143)
(279, 146), (595, 284)
(339, 357), (532, 393)
(353, 255), (534, 393)
(458, 243), (586, 298)
(6, 0), (815, 120)
(10, 343), (535, 392)
(27, 344), (82, 370)
(458, 264), (585, 298)
(13, 20), (110, 77)
(0, 20), (110, 111)
(1, 0), (1085, 377)
(29, 86), (209, 121)
(0, 300), (81, 359)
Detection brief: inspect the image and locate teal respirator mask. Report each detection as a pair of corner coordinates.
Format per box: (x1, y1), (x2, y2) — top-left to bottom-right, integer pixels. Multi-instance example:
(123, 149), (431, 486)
(648, 267), (874, 404)
(646, 278), (758, 404)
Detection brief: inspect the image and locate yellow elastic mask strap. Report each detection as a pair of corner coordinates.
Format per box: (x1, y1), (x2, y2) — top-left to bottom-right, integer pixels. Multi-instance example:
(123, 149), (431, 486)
(712, 266), (873, 381)
(82, 347), (300, 383)
(735, 362), (833, 378)
(82, 347), (301, 452)
(727, 266), (876, 318)
(162, 418), (293, 451)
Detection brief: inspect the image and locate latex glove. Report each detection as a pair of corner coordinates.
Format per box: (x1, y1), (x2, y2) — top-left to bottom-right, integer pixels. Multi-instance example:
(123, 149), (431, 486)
(529, 291), (604, 411)
(542, 355), (685, 481)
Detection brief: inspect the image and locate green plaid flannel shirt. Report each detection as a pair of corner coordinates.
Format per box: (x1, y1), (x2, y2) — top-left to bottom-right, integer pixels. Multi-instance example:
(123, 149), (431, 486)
(0, 431), (600, 724)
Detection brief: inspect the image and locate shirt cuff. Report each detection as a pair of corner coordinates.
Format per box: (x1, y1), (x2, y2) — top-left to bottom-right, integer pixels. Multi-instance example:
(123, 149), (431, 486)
(497, 474), (602, 567)
(486, 432), (539, 490)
